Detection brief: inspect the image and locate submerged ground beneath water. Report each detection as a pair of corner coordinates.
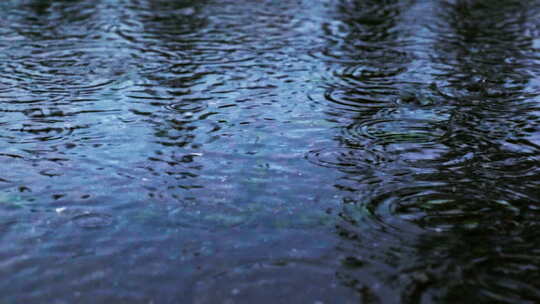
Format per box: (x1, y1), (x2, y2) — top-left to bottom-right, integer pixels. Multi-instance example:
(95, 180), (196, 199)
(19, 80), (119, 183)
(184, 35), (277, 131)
(1, 0), (539, 303)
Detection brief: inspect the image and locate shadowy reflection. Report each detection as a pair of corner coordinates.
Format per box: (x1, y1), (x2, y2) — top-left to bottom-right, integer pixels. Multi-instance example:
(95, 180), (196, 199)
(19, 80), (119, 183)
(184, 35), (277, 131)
(334, 0), (401, 43)
(116, 0), (212, 201)
(410, 0), (540, 302)
(10, 0), (90, 39)
(0, 0), (116, 185)
(317, 0), (540, 301)
(425, 0), (540, 225)
(0, 0), (212, 201)
(314, 0), (409, 119)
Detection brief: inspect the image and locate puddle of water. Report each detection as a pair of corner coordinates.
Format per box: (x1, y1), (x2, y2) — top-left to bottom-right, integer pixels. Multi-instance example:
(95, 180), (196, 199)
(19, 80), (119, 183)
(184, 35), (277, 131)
(0, 0), (539, 302)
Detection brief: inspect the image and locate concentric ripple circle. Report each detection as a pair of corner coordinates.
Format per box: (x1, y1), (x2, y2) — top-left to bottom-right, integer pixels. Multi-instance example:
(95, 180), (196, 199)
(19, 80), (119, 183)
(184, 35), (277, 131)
(305, 147), (394, 172)
(308, 46), (409, 65)
(335, 64), (407, 83)
(324, 87), (398, 112)
(164, 98), (210, 114)
(343, 118), (448, 145)
(349, 186), (524, 233)
(9, 122), (89, 144)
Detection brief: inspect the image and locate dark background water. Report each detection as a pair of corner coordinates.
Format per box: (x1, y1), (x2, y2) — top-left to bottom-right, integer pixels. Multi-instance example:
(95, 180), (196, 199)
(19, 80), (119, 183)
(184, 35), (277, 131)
(1, 0), (539, 303)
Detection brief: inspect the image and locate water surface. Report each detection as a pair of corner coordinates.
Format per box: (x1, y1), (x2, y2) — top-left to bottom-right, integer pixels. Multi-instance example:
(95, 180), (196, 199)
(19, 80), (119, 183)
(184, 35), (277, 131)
(1, 0), (539, 303)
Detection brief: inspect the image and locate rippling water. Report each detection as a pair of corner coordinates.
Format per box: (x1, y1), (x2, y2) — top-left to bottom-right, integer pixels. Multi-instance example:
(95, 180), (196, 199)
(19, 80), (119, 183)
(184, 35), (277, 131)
(1, 0), (539, 302)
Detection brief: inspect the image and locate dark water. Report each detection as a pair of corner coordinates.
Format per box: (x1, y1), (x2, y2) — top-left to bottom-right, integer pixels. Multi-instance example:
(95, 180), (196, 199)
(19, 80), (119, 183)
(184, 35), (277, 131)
(1, 0), (539, 302)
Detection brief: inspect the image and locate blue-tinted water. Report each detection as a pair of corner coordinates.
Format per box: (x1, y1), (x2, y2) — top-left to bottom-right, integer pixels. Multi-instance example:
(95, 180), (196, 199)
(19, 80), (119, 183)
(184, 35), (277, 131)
(1, 0), (539, 302)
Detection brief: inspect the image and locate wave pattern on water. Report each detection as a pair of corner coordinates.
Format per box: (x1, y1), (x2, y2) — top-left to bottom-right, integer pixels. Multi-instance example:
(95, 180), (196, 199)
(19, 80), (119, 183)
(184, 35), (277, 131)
(0, 0), (540, 303)
(305, 0), (540, 302)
